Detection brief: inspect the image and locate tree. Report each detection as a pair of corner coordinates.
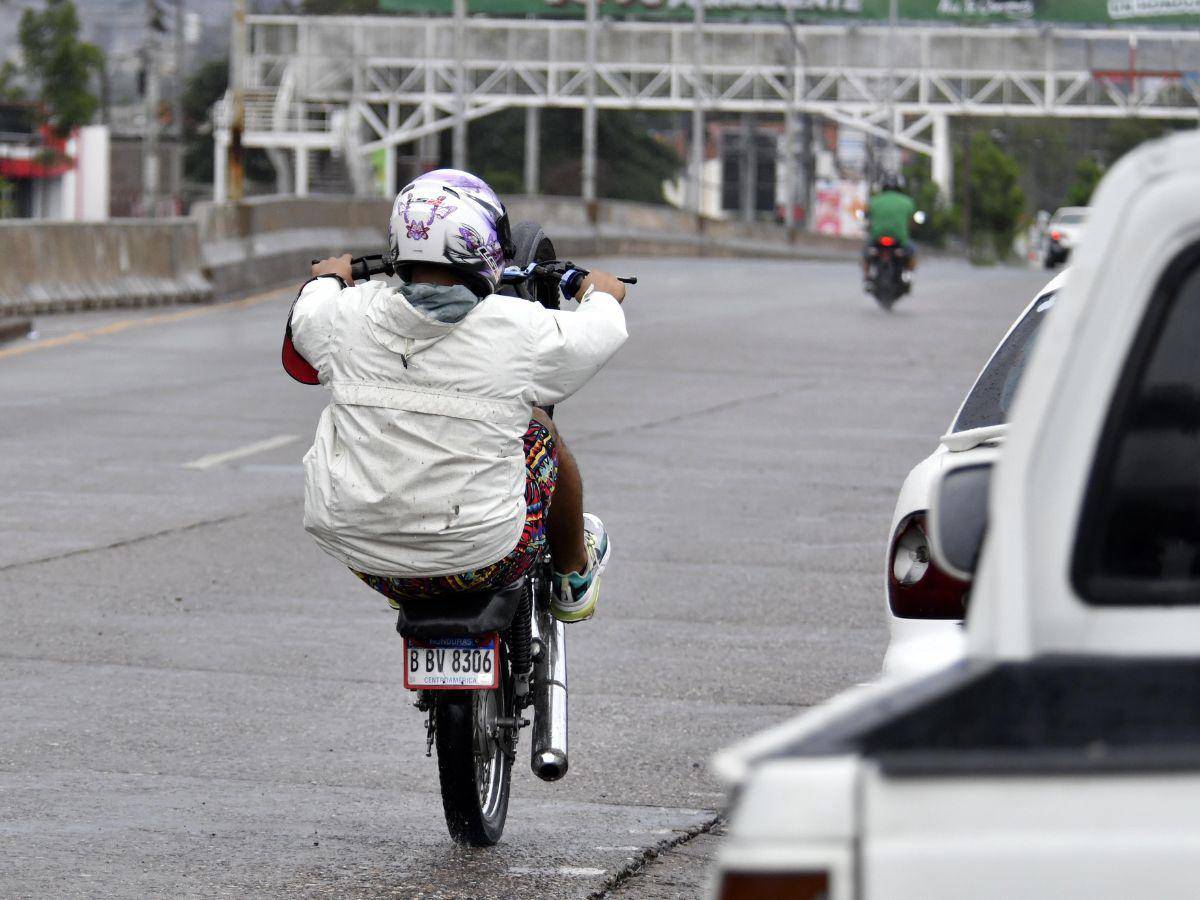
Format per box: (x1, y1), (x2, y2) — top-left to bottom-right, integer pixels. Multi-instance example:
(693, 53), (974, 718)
(18, 0), (104, 137)
(902, 155), (955, 248)
(957, 130), (1025, 261)
(468, 108), (681, 202)
(181, 56), (273, 187)
(0, 61), (24, 103)
(1065, 157), (1103, 207)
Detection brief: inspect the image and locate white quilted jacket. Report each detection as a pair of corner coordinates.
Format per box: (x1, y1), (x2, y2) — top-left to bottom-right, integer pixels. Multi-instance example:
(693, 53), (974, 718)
(289, 276), (628, 577)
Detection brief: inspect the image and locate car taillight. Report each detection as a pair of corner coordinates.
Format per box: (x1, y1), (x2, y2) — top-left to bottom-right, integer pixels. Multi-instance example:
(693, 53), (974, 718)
(887, 511), (970, 619)
(717, 870), (830, 900)
(879, 235), (896, 247)
(1050, 229), (1062, 241)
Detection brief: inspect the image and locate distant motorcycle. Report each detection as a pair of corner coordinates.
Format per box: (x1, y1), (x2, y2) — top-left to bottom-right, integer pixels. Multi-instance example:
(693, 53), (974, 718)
(864, 236), (912, 311)
(861, 209), (924, 312)
(318, 227), (635, 847)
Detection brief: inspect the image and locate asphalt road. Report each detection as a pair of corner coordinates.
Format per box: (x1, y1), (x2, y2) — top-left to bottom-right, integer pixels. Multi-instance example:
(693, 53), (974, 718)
(0, 257), (1051, 899)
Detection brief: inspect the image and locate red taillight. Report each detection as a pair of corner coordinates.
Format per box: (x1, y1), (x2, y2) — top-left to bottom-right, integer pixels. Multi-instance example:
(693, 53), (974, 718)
(887, 511), (970, 619)
(879, 235), (896, 247)
(718, 870), (830, 900)
(1050, 229), (1062, 241)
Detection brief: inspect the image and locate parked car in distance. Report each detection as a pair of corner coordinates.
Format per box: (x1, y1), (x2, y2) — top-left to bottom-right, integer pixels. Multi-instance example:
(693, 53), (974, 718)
(1042, 206), (1088, 268)
(884, 270), (1067, 677)
(711, 130), (1200, 900)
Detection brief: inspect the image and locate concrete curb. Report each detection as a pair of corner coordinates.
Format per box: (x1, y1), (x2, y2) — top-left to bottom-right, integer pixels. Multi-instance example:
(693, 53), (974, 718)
(0, 317), (32, 345)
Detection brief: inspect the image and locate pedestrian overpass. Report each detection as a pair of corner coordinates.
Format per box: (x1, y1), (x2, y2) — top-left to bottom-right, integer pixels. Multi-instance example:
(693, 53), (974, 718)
(217, 13), (1200, 204)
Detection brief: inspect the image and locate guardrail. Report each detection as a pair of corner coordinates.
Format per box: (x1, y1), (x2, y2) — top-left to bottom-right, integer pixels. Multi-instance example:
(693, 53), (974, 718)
(0, 195), (857, 315)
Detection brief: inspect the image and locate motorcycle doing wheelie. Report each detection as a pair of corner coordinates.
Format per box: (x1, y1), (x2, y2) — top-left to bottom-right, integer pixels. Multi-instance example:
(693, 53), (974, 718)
(327, 222), (635, 846)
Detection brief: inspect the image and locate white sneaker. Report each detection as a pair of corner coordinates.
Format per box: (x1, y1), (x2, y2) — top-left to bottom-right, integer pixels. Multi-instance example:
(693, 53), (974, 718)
(551, 514), (611, 622)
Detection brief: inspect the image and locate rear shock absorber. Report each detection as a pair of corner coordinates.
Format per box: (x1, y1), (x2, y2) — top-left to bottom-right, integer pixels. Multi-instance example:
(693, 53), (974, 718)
(509, 579), (534, 708)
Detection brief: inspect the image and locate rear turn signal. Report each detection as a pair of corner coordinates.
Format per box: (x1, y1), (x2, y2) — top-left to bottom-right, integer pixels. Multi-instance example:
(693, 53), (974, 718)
(887, 511), (970, 619)
(718, 870), (830, 900)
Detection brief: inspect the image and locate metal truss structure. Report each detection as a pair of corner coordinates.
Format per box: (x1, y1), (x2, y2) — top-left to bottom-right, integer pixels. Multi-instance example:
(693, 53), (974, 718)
(216, 13), (1200, 200)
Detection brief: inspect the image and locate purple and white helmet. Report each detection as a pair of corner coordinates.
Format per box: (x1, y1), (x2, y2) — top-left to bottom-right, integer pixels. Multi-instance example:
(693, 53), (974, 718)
(386, 169), (512, 295)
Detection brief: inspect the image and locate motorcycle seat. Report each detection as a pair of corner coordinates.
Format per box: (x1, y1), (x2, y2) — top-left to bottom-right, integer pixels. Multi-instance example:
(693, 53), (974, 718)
(393, 579), (525, 639)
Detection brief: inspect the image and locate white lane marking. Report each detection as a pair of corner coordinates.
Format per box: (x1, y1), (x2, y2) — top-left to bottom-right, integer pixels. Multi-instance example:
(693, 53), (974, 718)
(183, 434), (300, 471)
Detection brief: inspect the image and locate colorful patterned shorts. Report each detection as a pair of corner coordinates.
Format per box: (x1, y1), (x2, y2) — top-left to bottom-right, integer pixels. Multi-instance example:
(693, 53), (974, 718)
(353, 418), (558, 607)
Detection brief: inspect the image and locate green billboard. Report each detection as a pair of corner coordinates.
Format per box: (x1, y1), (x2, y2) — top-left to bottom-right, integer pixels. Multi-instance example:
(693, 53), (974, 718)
(380, 0), (1200, 24)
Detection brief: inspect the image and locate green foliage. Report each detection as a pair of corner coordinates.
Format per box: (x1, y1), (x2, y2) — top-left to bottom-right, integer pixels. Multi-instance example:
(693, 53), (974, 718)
(468, 108), (681, 202)
(0, 61), (24, 103)
(901, 155), (954, 247)
(956, 130), (1025, 262)
(18, 0), (103, 137)
(299, 0), (383, 10)
(182, 57), (273, 187)
(1065, 157), (1103, 207)
(1105, 118), (1167, 162)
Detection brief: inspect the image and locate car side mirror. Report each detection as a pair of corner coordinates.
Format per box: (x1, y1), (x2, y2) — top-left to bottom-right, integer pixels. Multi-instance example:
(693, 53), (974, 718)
(929, 458), (995, 580)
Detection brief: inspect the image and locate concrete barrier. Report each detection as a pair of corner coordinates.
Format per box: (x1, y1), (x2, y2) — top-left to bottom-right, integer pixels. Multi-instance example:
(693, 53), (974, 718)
(0, 219), (211, 315)
(507, 195), (860, 261)
(194, 196), (390, 298)
(0, 194), (859, 315)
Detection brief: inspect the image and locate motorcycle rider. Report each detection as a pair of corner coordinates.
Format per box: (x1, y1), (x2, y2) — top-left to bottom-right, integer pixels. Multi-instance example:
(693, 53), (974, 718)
(862, 173), (917, 287)
(282, 169), (628, 622)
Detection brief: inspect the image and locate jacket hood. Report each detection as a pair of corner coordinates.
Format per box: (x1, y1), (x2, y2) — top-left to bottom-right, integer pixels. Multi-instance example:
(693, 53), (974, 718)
(365, 282), (484, 357)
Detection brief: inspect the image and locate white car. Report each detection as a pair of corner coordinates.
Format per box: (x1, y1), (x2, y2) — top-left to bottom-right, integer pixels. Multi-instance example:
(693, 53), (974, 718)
(711, 131), (1200, 900)
(883, 270), (1068, 677)
(1042, 206), (1088, 268)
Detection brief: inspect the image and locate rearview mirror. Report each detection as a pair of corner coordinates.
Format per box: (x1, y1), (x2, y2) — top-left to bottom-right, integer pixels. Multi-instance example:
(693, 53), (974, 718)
(929, 459), (994, 580)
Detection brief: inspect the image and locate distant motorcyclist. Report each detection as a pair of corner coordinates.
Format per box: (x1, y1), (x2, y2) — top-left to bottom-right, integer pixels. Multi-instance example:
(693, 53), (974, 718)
(863, 173), (917, 286)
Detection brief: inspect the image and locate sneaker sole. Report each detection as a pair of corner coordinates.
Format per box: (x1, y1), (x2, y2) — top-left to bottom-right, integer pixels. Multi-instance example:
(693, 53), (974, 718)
(552, 529), (611, 623)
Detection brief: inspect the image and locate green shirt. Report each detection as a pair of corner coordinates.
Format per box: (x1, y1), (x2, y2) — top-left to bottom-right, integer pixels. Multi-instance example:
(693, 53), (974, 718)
(868, 191), (916, 244)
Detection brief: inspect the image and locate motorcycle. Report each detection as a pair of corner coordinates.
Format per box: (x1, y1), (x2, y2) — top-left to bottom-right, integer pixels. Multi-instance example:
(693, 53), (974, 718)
(864, 236), (912, 311)
(322, 223), (634, 846)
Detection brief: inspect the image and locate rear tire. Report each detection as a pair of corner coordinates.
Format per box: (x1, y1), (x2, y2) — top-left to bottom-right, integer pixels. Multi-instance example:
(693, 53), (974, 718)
(435, 676), (514, 846)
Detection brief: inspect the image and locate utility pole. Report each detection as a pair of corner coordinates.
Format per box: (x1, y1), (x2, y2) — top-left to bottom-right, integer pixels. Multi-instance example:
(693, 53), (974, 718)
(229, 0), (247, 202)
(886, 0), (898, 165)
(689, 0), (705, 217)
(582, 0), (597, 213)
(452, 0), (467, 170)
(172, 0), (186, 213)
(142, 0), (163, 216)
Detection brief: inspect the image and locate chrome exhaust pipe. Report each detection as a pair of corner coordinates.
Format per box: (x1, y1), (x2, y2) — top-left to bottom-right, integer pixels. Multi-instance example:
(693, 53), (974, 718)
(530, 600), (568, 781)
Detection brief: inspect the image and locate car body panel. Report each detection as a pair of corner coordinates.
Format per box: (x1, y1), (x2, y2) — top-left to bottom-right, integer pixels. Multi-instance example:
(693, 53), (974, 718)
(714, 133), (1200, 900)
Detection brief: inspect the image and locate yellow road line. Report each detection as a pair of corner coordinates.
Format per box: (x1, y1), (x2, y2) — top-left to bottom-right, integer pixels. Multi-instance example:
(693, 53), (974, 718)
(0, 287), (287, 362)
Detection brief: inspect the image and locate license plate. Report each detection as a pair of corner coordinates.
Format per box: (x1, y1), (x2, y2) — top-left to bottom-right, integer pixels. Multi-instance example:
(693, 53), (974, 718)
(403, 634), (499, 690)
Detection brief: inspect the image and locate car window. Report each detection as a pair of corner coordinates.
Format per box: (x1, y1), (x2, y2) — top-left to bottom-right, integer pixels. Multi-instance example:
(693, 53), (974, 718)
(1056, 213), (1087, 225)
(952, 292), (1057, 433)
(1074, 248), (1200, 606)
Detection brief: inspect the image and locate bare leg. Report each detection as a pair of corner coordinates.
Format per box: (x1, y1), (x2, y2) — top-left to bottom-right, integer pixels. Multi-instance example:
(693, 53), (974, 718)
(532, 407), (588, 574)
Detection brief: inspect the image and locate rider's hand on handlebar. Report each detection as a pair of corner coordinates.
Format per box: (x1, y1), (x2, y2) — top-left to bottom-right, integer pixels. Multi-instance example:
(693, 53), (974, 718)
(312, 254), (353, 285)
(576, 269), (627, 304)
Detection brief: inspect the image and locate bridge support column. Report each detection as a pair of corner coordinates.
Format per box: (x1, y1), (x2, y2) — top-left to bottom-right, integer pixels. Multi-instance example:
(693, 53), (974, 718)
(452, 0), (468, 170)
(524, 106), (540, 195)
(740, 113), (756, 223)
(582, 0), (597, 207)
(931, 113), (952, 204)
(214, 131), (228, 203)
(295, 146), (309, 197)
(384, 104), (398, 198)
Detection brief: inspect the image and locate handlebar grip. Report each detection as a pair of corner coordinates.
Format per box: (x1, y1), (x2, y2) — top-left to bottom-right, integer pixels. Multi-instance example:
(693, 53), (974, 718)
(350, 258), (371, 282)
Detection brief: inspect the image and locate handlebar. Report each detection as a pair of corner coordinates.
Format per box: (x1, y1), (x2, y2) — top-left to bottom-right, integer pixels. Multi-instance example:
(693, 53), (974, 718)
(311, 255), (637, 299)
